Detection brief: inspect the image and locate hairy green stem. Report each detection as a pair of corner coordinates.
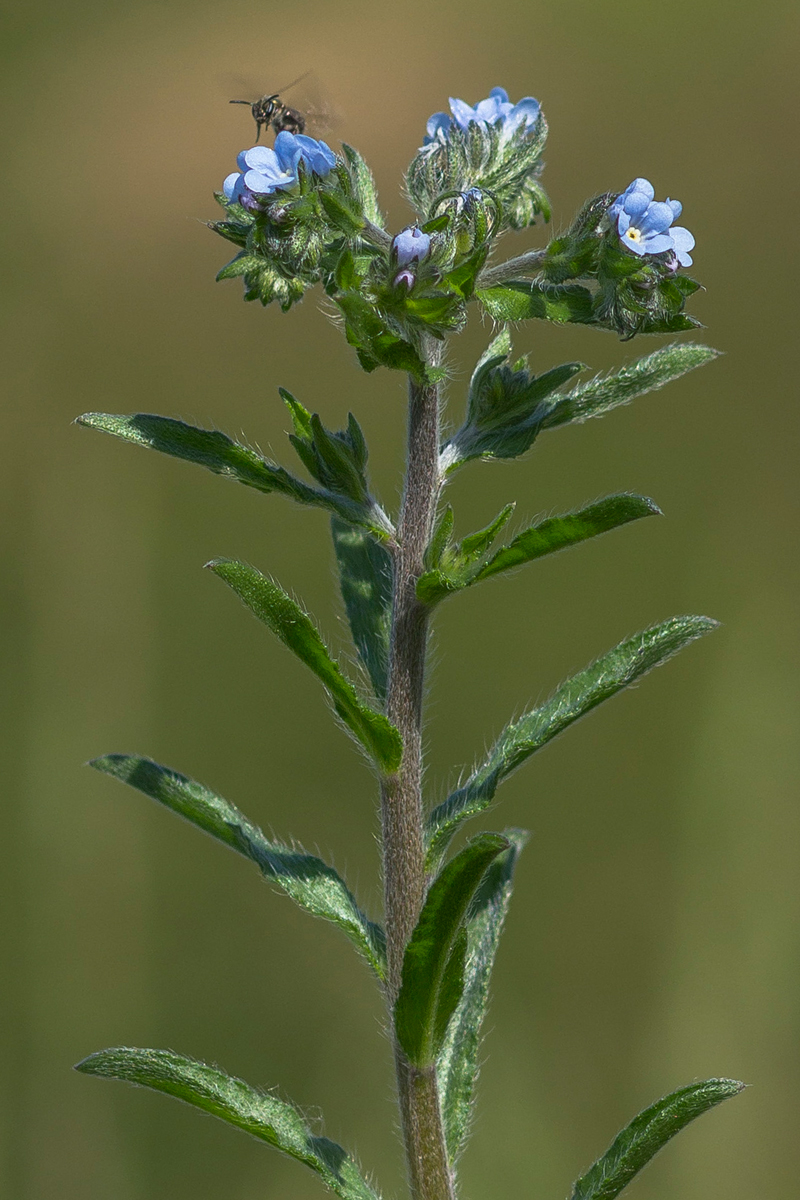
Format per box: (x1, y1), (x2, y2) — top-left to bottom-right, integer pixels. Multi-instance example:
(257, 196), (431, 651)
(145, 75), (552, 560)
(381, 347), (454, 1200)
(477, 246), (548, 288)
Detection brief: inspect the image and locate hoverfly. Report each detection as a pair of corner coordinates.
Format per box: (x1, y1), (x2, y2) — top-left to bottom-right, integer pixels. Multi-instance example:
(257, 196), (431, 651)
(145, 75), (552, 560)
(229, 72), (314, 142)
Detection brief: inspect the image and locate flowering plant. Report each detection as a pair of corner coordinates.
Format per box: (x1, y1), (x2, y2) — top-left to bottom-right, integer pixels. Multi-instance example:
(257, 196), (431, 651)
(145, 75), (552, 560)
(75, 86), (743, 1200)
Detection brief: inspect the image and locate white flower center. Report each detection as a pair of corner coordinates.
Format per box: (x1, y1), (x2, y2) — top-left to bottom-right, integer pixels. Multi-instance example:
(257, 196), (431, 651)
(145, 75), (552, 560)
(626, 227), (642, 243)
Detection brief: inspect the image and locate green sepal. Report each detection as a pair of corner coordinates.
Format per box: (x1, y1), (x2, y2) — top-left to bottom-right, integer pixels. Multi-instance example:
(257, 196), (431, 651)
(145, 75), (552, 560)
(425, 615), (718, 867)
(439, 330), (584, 473)
(538, 343), (720, 431)
(417, 495), (659, 606)
(394, 834), (510, 1068)
(331, 518), (393, 702)
(477, 281), (595, 325)
(570, 1078), (745, 1200)
(75, 412), (388, 536)
(89, 754), (386, 979)
(207, 560), (402, 773)
(437, 830), (528, 1165)
(75, 1049), (382, 1200)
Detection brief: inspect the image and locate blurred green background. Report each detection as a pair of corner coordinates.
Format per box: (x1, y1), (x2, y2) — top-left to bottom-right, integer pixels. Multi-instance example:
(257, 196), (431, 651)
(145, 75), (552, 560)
(2, 0), (798, 1196)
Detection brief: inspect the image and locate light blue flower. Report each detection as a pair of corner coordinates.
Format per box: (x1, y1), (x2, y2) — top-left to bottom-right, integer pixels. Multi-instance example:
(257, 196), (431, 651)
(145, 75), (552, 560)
(223, 131), (336, 204)
(610, 178), (695, 266)
(392, 226), (431, 267)
(424, 87), (540, 146)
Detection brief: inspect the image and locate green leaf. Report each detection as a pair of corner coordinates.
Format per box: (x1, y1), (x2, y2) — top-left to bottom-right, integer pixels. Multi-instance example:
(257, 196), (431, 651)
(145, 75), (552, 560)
(341, 143), (384, 229)
(75, 412), (385, 534)
(75, 1049), (382, 1200)
(437, 830), (528, 1165)
(207, 560), (402, 773)
(570, 1078), (745, 1200)
(477, 281), (595, 324)
(335, 291), (429, 380)
(425, 615), (718, 866)
(331, 518), (393, 702)
(474, 494), (661, 582)
(539, 343), (720, 431)
(417, 496), (658, 607)
(394, 834), (510, 1067)
(90, 754), (386, 978)
(440, 330), (584, 473)
(416, 504), (516, 606)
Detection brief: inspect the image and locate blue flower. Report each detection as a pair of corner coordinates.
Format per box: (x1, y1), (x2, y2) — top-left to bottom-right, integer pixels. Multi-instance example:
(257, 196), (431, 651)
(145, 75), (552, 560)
(392, 226), (431, 267)
(610, 178), (695, 266)
(223, 131), (336, 205)
(424, 87), (540, 146)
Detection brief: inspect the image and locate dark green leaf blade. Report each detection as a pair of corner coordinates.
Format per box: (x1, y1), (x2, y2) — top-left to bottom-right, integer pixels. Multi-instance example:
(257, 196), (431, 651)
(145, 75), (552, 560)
(75, 412), (381, 531)
(90, 754), (386, 978)
(475, 494), (661, 583)
(75, 1049), (382, 1200)
(539, 343), (720, 431)
(571, 1078), (745, 1200)
(394, 834), (509, 1067)
(331, 518), (393, 702)
(477, 281), (595, 325)
(437, 830), (528, 1165)
(425, 615), (718, 866)
(207, 560), (402, 773)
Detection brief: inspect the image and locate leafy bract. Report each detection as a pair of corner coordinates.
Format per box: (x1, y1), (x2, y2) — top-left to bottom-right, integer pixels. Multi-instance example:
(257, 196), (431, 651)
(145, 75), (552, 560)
(417, 495), (660, 606)
(425, 615), (718, 867)
(538, 343), (720, 431)
(477, 281), (595, 325)
(439, 338), (719, 477)
(341, 143), (384, 229)
(207, 560), (402, 773)
(90, 754), (385, 978)
(570, 1078), (744, 1200)
(76, 412), (390, 536)
(331, 518), (393, 701)
(437, 830), (528, 1165)
(394, 834), (509, 1068)
(75, 1049), (382, 1200)
(439, 329), (583, 473)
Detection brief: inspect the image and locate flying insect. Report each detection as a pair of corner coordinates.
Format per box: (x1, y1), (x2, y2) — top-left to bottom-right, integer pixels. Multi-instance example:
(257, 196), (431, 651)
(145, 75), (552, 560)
(229, 72), (312, 142)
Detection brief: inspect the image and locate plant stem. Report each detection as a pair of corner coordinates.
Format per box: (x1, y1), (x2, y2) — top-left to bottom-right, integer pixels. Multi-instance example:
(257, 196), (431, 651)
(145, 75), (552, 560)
(381, 346), (454, 1200)
(477, 246), (548, 288)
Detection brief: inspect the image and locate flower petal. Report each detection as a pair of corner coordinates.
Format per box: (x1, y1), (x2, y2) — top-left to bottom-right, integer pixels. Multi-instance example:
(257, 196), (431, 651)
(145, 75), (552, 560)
(510, 96), (540, 127)
(617, 210), (632, 235)
(425, 111), (451, 141)
(223, 172), (243, 201)
(449, 97), (477, 128)
(666, 198), (682, 220)
(669, 226), (695, 265)
(623, 189), (653, 218)
(489, 86), (510, 103)
(638, 201), (674, 234)
(626, 177), (655, 202)
(241, 145), (280, 172)
(642, 232), (673, 254)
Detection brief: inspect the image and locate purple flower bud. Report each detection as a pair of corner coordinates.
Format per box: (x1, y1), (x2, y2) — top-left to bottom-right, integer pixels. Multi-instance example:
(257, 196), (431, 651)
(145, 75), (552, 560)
(392, 226), (431, 267)
(393, 268), (416, 290)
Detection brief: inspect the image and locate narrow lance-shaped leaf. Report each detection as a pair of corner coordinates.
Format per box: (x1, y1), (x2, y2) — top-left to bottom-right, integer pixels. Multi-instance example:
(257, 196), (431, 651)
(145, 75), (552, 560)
(538, 343), (720, 431)
(425, 615), (718, 867)
(570, 1078), (745, 1200)
(75, 1049), (382, 1200)
(417, 495), (660, 606)
(75, 413), (389, 535)
(90, 754), (386, 979)
(207, 560), (402, 773)
(437, 830), (528, 1165)
(331, 518), (393, 702)
(394, 834), (509, 1068)
(477, 281), (595, 325)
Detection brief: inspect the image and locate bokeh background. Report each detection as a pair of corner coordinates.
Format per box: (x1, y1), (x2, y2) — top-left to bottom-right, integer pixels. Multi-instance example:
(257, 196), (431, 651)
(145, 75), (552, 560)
(2, 1), (798, 1197)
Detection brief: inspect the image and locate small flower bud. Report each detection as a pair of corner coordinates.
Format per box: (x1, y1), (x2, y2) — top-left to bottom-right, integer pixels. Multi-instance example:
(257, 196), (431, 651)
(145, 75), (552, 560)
(393, 268), (416, 290)
(392, 226), (431, 267)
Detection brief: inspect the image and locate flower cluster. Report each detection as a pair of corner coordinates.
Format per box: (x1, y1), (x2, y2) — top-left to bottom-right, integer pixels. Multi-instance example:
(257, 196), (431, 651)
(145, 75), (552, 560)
(610, 178), (695, 267)
(223, 131), (336, 210)
(423, 87), (540, 147)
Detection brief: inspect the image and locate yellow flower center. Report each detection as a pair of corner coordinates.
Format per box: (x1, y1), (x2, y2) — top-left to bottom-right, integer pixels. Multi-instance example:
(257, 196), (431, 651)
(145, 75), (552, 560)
(626, 227), (642, 242)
